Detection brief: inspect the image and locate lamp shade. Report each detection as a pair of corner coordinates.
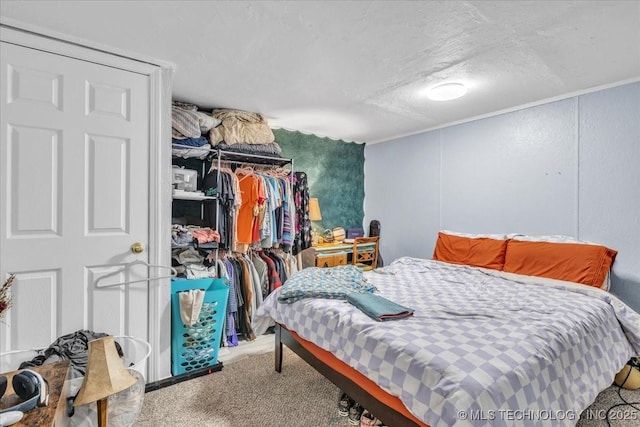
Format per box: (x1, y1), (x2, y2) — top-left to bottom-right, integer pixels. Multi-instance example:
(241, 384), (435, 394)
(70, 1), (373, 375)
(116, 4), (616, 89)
(309, 198), (322, 221)
(74, 335), (137, 407)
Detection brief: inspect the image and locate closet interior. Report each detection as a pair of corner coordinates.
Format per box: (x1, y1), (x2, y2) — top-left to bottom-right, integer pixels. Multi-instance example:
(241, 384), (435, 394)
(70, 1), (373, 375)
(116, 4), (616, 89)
(171, 103), (311, 367)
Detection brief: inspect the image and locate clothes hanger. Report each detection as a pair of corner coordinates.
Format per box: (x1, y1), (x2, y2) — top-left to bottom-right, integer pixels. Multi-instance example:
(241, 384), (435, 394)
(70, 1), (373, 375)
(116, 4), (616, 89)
(95, 259), (178, 288)
(209, 160), (234, 173)
(236, 163), (255, 175)
(271, 167), (291, 178)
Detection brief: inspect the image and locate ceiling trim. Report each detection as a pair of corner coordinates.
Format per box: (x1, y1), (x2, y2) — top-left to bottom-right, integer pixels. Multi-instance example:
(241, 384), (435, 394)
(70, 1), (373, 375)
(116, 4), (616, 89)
(370, 76), (640, 145)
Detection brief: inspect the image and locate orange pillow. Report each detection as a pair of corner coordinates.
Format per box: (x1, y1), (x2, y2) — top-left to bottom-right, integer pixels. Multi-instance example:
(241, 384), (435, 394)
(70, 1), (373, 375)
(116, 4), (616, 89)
(503, 240), (617, 288)
(432, 232), (508, 270)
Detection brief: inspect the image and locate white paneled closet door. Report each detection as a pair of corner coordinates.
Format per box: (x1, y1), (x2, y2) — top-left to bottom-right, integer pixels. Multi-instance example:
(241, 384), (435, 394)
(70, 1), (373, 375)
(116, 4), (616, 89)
(0, 41), (151, 363)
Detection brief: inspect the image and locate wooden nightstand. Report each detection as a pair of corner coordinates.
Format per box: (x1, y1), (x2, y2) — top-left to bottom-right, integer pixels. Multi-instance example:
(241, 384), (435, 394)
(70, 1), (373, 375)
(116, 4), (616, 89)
(300, 240), (379, 269)
(0, 360), (70, 427)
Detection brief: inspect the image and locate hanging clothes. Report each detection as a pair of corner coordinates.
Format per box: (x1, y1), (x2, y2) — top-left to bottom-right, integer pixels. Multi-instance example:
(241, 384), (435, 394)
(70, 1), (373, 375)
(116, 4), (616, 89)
(202, 168), (235, 249)
(293, 171), (311, 255)
(258, 251), (281, 294)
(242, 253), (264, 309)
(215, 249), (293, 345)
(250, 251), (269, 300)
(236, 256), (255, 340)
(235, 169), (260, 246)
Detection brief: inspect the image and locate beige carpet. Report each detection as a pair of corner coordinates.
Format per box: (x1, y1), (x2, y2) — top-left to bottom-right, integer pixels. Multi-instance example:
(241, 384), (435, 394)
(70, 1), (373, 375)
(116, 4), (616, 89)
(136, 348), (349, 427)
(136, 349), (639, 427)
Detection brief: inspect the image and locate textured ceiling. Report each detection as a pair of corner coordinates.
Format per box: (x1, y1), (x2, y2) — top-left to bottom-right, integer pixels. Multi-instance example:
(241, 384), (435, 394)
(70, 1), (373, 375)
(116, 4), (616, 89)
(1, 1), (639, 144)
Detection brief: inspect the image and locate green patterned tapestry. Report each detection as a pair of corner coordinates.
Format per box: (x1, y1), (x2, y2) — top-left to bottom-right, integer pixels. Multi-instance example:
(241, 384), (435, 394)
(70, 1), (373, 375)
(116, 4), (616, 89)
(274, 129), (365, 232)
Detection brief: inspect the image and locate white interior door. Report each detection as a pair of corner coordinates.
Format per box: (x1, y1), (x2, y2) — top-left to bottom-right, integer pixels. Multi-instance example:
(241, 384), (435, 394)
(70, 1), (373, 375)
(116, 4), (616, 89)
(0, 41), (151, 362)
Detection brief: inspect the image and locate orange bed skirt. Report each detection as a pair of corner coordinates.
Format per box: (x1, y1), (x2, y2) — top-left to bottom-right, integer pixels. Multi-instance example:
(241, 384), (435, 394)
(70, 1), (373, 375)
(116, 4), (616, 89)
(285, 327), (430, 427)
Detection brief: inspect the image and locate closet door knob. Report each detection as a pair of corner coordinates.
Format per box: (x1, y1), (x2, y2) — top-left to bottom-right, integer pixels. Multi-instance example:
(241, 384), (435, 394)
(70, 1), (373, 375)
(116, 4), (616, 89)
(130, 242), (145, 254)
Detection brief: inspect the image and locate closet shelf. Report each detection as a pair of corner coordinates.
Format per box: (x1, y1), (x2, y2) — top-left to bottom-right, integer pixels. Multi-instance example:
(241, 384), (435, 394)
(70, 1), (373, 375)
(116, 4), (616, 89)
(172, 190), (217, 201)
(172, 143), (293, 167)
(214, 149), (292, 167)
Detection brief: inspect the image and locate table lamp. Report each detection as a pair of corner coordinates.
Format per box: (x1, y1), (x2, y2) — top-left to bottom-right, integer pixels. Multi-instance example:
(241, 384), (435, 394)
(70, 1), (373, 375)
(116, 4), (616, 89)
(73, 336), (137, 427)
(309, 198), (322, 246)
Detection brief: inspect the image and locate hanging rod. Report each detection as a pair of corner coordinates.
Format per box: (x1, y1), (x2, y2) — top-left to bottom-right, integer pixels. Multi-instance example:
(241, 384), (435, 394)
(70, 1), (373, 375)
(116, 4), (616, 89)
(214, 159), (293, 170)
(216, 148), (293, 163)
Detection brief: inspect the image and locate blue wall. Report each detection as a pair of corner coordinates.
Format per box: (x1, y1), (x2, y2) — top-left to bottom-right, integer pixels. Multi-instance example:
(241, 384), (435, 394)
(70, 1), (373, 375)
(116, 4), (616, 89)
(365, 82), (640, 312)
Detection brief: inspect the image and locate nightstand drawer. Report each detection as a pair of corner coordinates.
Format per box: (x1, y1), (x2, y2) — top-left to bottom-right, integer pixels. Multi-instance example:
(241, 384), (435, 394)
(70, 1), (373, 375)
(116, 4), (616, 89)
(316, 254), (334, 268)
(333, 253), (348, 266)
(316, 252), (348, 268)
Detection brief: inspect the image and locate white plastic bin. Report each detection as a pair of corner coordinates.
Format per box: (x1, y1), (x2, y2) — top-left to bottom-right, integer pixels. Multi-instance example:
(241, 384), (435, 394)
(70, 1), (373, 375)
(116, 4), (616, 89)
(115, 335), (151, 381)
(58, 368), (146, 427)
(0, 349), (40, 373)
(54, 336), (150, 427)
(1, 336), (150, 380)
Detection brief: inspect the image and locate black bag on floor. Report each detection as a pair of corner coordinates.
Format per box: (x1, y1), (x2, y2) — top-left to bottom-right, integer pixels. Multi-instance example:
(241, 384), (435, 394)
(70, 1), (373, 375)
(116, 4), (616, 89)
(369, 220), (384, 267)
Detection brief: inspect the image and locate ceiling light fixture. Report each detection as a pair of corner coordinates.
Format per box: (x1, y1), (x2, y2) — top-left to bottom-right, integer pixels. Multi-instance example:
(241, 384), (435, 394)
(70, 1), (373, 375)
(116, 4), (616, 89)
(426, 82), (467, 101)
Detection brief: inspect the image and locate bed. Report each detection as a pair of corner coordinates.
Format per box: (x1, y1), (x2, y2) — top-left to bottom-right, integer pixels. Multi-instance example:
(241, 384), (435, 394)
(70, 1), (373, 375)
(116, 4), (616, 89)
(253, 232), (640, 427)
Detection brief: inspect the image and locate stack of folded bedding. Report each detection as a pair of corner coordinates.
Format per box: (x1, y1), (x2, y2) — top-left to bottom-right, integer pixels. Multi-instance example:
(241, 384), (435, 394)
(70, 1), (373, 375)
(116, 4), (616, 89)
(172, 101), (220, 139)
(172, 102), (221, 159)
(173, 104), (285, 159)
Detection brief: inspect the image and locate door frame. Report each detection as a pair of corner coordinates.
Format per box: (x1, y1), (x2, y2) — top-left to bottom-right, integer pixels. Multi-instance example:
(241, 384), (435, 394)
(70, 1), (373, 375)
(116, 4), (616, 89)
(0, 20), (174, 382)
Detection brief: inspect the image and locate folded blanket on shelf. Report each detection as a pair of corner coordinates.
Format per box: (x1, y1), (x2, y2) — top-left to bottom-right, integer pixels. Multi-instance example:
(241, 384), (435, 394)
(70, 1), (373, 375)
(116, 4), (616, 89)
(346, 292), (414, 321)
(215, 141), (282, 156)
(209, 108), (275, 145)
(172, 101), (198, 111)
(172, 105), (221, 139)
(172, 143), (212, 160)
(172, 137), (209, 147)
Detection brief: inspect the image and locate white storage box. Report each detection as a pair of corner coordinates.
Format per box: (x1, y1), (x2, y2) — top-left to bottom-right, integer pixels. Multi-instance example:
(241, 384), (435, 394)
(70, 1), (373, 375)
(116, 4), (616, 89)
(172, 166), (198, 192)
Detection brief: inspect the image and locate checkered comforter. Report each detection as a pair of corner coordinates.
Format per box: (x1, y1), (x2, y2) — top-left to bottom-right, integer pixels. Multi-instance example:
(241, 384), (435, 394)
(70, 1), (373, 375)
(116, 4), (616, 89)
(253, 257), (640, 427)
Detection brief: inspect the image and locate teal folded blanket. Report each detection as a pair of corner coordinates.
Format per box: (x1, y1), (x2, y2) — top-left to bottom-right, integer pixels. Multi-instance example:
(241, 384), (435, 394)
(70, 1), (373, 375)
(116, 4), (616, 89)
(346, 292), (414, 322)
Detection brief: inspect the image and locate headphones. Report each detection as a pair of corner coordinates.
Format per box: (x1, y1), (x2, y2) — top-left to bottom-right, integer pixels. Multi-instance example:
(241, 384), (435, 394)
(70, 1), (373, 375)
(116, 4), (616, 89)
(0, 369), (49, 414)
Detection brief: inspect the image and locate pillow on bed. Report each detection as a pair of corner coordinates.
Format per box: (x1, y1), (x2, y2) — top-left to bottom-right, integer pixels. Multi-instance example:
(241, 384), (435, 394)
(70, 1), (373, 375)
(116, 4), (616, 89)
(503, 240), (617, 288)
(507, 234), (597, 244)
(442, 229), (507, 240)
(432, 231), (508, 270)
(507, 234), (614, 290)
